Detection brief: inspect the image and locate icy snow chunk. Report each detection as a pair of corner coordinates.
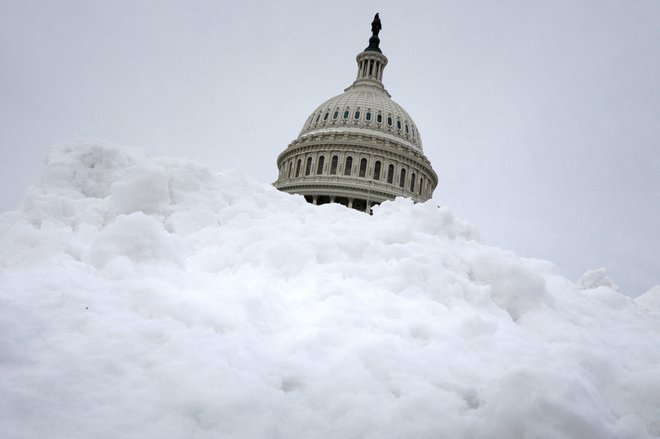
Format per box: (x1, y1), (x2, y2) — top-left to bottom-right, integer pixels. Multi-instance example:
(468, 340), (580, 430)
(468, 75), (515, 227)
(582, 286), (630, 310)
(636, 285), (660, 308)
(40, 141), (144, 198)
(111, 164), (171, 214)
(471, 367), (616, 438)
(468, 250), (548, 320)
(373, 199), (478, 241)
(457, 313), (498, 339)
(19, 141), (150, 227)
(83, 212), (182, 268)
(578, 267), (619, 291)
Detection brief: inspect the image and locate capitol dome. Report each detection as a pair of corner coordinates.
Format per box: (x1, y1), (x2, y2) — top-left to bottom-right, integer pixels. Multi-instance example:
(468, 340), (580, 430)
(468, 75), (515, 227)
(299, 87), (424, 152)
(274, 14), (437, 212)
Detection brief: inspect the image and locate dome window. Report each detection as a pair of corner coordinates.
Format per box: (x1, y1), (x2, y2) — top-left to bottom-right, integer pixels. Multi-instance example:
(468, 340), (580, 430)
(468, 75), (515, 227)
(366, 111), (372, 121)
(387, 116), (393, 126)
(317, 155), (325, 174)
(333, 110), (339, 120)
(373, 161), (381, 180)
(359, 158), (367, 177)
(295, 159), (302, 178)
(323, 112), (329, 121)
(330, 156), (338, 175)
(387, 164), (394, 184)
(405, 124), (409, 133)
(305, 157), (313, 176)
(344, 156), (353, 176)
(377, 114), (382, 124)
(397, 120), (402, 130)
(315, 114), (321, 123)
(343, 110), (350, 119)
(399, 168), (406, 188)
(354, 110), (360, 120)
(410, 173), (416, 192)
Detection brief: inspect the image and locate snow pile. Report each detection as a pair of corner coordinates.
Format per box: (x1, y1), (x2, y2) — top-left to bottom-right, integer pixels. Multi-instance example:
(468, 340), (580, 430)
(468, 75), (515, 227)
(578, 267), (620, 291)
(1, 141), (659, 439)
(637, 286), (660, 308)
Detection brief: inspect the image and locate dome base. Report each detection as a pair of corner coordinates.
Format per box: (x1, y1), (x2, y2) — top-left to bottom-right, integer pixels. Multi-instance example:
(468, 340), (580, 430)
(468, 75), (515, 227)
(365, 35), (382, 53)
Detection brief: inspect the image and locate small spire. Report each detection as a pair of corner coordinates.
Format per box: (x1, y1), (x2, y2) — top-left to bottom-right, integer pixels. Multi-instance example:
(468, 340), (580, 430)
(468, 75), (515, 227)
(365, 13), (382, 53)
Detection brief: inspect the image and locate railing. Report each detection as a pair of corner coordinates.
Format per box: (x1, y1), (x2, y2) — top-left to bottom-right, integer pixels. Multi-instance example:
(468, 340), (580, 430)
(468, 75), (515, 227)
(277, 175), (415, 199)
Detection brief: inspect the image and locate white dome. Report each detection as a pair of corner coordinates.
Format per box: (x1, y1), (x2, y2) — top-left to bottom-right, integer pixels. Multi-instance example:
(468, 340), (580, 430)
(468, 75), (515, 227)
(299, 84), (424, 152)
(274, 14), (437, 212)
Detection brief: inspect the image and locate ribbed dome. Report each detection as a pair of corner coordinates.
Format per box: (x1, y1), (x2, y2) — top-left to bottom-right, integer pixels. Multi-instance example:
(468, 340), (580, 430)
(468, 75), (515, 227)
(274, 14), (437, 213)
(299, 84), (424, 152)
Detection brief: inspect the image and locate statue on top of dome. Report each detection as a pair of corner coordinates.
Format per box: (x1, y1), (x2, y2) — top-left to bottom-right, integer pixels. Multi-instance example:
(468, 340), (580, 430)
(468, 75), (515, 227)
(365, 14), (382, 53)
(371, 13), (381, 37)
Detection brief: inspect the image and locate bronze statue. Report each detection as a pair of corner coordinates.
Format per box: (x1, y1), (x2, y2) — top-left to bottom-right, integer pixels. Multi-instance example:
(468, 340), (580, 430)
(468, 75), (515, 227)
(371, 13), (381, 37)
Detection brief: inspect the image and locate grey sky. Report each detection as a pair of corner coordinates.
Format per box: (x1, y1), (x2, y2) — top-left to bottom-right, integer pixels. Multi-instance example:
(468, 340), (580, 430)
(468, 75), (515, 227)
(1, 0), (658, 295)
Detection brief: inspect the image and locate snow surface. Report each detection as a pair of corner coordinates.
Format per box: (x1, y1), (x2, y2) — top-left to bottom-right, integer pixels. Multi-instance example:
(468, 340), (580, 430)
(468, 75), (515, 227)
(1, 141), (659, 438)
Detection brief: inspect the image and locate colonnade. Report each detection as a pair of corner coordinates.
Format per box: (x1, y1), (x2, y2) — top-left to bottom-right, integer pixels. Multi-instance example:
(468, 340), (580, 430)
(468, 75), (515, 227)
(279, 148), (434, 201)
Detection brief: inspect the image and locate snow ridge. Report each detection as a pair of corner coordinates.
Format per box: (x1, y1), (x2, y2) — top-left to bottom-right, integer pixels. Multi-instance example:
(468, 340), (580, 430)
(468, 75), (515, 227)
(1, 141), (659, 438)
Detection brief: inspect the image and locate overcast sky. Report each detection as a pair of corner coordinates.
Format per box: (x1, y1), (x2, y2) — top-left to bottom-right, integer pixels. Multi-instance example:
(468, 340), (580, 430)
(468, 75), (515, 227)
(1, 0), (658, 295)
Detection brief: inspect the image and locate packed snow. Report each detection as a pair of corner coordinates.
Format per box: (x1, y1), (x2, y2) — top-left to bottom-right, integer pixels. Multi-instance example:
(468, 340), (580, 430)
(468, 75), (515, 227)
(1, 141), (659, 438)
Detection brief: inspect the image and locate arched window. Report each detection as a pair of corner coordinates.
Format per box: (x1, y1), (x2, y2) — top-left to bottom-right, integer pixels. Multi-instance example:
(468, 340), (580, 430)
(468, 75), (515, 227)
(330, 156), (338, 175)
(419, 177), (423, 195)
(305, 157), (312, 176)
(373, 161), (381, 180)
(387, 116), (393, 126)
(397, 120), (402, 130)
(387, 164), (394, 184)
(366, 111), (372, 121)
(399, 168), (406, 188)
(410, 172), (416, 192)
(296, 159), (302, 177)
(343, 110), (350, 119)
(317, 156), (325, 175)
(287, 161), (292, 178)
(359, 158), (367, 177)
(344, 156), (353, 176)
(377, 114), (382, 124)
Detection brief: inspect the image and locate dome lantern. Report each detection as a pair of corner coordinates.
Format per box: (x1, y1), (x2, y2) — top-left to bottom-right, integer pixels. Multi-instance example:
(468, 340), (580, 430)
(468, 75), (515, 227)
(354, 51), (388, 88)
(273, 14), (438, 213)
(354, 13), (388, 86)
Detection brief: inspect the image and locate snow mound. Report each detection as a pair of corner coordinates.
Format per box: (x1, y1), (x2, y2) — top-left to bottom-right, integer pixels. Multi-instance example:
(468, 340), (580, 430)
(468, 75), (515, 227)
(636, 286), (660, 308)
(1, 141), (659, 439)
(578, 267), (620, 291)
